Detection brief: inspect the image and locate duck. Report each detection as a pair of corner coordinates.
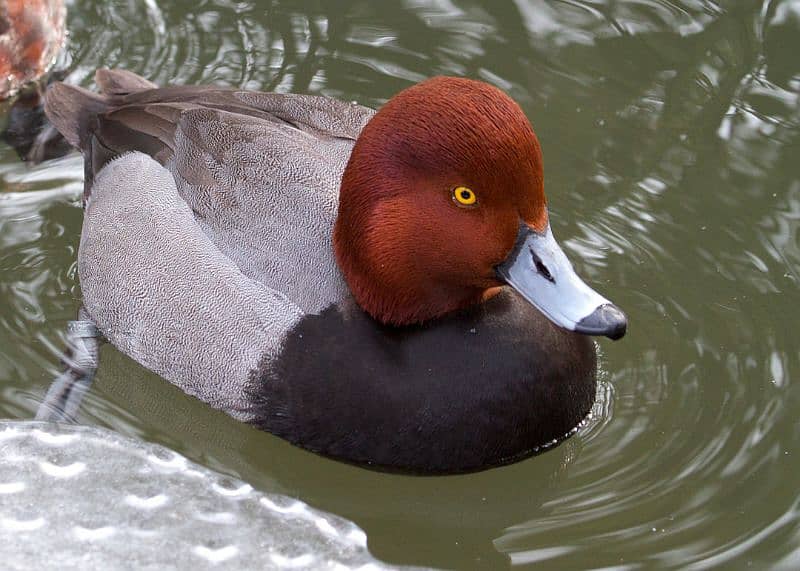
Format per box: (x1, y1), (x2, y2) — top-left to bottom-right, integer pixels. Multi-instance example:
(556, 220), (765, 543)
(44, 69), (627, 474)
(0, 0), (65, 99)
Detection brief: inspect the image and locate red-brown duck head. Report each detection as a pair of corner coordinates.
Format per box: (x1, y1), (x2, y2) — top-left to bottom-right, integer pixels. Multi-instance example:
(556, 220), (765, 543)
(333, 76), (626, 339)
(0, 0), (65, 99)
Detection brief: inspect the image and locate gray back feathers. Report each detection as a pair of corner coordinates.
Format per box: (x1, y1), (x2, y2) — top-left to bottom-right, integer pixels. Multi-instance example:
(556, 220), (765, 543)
(47, 70), (378, 413)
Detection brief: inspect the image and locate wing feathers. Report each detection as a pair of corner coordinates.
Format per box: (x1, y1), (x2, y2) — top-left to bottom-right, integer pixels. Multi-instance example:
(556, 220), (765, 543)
(95, 68), (158, 96)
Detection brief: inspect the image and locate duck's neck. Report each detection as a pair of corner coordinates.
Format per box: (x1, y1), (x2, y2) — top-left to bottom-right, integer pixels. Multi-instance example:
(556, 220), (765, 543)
(333, 209), (491, 326)
(335, 253), (488, 326)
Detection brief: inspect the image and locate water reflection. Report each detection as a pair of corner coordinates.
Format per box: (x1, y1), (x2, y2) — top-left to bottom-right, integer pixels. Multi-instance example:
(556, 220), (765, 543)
(1, 0), (799, 569)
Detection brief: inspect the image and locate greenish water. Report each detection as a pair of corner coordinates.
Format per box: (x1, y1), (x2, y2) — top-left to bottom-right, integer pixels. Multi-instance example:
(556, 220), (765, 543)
(2, 1), (800, 568)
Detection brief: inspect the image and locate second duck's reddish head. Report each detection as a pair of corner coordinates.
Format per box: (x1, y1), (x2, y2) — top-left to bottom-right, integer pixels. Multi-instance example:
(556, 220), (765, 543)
(334, 77), (627, 338)
(0, 0), (65, 99)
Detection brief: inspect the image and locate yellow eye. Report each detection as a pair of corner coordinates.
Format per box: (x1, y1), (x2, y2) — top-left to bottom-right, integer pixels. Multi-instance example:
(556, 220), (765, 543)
(452, 186), (477, 206)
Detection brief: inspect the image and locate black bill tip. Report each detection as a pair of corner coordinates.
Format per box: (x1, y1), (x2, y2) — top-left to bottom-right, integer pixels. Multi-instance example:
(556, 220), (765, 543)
(576, 303), (628, 340)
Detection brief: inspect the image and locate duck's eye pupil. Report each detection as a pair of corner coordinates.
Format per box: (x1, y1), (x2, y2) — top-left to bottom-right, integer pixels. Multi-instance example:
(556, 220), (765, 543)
(460, 191), (470, 200)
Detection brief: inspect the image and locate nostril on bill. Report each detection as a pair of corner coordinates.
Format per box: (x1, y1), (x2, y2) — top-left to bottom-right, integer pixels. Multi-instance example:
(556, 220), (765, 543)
(531, 250), (554, 283)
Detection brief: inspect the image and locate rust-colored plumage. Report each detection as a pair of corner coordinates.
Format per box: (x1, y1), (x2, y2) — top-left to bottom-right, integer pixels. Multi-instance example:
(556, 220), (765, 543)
(334, 76), (548, 325)
(0, 0), (65, 99)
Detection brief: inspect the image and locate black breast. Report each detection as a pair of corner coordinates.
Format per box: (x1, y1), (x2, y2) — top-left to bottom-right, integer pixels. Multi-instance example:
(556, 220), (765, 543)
(247, 289), (596, 474)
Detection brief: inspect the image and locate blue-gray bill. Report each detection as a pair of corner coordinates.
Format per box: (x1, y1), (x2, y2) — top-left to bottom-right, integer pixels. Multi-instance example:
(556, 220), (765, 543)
(496, 222), (627, 340)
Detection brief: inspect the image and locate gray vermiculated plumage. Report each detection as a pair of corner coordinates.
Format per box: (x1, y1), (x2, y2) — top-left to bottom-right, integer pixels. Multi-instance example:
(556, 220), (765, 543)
(81, 153), (303, 418)
(48, 71), (376, 415)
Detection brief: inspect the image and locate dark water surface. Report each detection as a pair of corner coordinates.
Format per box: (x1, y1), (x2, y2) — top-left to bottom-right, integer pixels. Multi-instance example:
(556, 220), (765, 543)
(2, 1), (799, 568)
